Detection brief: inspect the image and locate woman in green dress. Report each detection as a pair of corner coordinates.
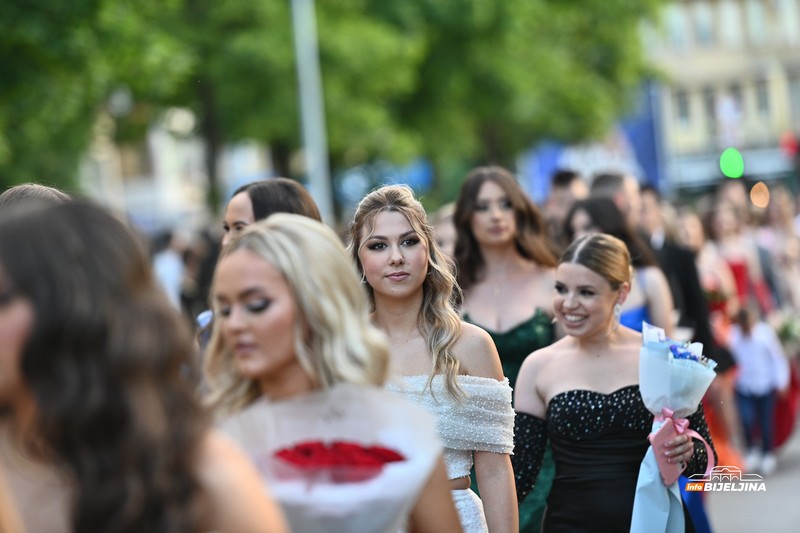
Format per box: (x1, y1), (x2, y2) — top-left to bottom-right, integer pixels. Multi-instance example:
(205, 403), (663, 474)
(453, 166), (560, 532)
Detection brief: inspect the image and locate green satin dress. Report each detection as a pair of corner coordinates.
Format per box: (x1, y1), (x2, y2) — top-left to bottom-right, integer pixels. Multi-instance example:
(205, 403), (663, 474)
(464, 308), (556, 533)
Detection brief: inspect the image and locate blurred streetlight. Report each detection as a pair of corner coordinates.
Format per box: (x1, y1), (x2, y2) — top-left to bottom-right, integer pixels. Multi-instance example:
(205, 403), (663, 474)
(290, 0), (334, 225)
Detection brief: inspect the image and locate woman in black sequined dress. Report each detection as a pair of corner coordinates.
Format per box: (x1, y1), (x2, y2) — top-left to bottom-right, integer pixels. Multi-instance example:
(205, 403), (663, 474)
(513, 234), (716, 532)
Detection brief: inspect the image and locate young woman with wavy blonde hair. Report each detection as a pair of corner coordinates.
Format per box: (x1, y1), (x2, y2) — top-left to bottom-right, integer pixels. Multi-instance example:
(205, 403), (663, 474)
(348, 185), (518, 533)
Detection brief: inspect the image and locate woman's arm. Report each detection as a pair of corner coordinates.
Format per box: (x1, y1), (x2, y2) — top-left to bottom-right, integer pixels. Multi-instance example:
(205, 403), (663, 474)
(512, 352), (550, 501)
(0, 465), (24, 533)
(196, 431), (289, 533)
(457, 325), (518, 532)
(474, 450), (518, 533)
(407, 456), (461, 533)
(642, 266), (675, 337)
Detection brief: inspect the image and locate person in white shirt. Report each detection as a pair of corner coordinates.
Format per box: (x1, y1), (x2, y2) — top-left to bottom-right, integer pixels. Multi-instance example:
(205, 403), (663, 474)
(729, 307), (791, 475)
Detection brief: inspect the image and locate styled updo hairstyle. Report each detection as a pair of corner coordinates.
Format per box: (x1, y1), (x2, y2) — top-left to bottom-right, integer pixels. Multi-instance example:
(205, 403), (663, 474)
(559, 233), (633, 291)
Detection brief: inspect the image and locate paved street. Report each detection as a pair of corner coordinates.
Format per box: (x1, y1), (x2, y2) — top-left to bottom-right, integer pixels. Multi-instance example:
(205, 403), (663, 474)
(706, 415), (800, 533)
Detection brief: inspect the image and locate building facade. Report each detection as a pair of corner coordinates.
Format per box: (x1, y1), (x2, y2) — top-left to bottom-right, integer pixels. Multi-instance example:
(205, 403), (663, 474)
(645, 0), (800, 192)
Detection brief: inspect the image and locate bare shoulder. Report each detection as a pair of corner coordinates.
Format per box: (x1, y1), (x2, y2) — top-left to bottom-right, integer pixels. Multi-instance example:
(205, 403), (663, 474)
(518, 335), (567, 378)
(454, 321), (505, 381)
(195, 431), (259, 496)
(515, 337), (569, 416)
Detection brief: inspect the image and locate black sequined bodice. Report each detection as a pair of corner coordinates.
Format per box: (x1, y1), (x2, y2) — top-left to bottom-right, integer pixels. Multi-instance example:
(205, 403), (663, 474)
(547, 385), (651, 440)
(544, 385), (651, 532)
(513, 385), (715, 532)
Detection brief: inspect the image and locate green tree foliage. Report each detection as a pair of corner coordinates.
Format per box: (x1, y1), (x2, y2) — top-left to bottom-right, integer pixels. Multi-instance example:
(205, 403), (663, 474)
(1, 0), (663, 209)
(0, 1), (191, 191)
(372, 0), (663, 186)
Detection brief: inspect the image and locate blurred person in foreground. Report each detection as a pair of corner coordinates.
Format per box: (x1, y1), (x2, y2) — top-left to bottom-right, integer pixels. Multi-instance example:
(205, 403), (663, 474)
(205, 213), (460, 533)
(0, 200), (287, 533)
(513, 233), (715, 531)
(0, 466), (23, 533)
(0, 183), (70, 210)
(350, 185), (517, 532)
(452, 166), (557, 532)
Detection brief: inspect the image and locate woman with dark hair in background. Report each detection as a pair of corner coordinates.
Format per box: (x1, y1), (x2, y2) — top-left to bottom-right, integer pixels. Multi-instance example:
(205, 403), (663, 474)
(565, 197), (675, 337)
(452, 166), (557, 532)
(197, 177), (322, 348)
(222, 177), (322, 246)
(0, 200), (287, 533)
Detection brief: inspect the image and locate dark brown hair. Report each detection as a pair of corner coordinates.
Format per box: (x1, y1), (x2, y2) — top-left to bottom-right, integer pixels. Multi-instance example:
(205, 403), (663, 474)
(453, 166), (557, 292)
(0, 183), (70, 211)
(0, 200), (207, 532)
(565, 197), (657, 268)
(233, 177), (321, 222)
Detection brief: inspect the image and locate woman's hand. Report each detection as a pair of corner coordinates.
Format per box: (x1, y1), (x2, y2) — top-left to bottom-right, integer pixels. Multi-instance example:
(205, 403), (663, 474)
(664, 434), (694, 466)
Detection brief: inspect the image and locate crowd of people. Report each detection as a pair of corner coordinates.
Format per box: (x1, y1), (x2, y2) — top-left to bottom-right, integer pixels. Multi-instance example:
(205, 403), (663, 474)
(0, 167), (797, 532)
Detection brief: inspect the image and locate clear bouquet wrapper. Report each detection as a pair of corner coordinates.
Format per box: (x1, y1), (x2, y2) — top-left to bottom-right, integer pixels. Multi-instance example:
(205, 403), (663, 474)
(630, 323), (717, 533)
(219, 383), (441, 533)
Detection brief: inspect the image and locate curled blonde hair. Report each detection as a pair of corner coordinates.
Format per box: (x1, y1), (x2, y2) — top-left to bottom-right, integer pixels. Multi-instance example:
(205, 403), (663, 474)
(204, 214), (390, 415)
(347, 185), (464, 400)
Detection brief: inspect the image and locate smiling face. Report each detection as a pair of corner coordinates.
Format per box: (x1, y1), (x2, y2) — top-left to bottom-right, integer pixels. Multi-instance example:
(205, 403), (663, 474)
(213, 248), (311, 398)
(470, 180), (517, 247)
(222, 192), (256, 246)
(553, 262), (626, 338)
(358, 210), (429, 300)
(0, 274), (34, 406)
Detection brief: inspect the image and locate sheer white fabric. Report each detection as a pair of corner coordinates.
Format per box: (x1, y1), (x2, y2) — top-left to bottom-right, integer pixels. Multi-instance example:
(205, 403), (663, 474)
(386, 375), (515, 533)
(219, 383), (441, 533)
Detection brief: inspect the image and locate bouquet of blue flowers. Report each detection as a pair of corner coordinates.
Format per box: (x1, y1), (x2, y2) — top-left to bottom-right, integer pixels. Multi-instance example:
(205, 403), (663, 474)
(630, 323), (717, 533)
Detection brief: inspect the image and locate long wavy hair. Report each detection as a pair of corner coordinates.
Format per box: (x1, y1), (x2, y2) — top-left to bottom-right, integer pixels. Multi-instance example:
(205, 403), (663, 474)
(565, 197), (657, 268)
(347, 185), (464, 400)
(0, 200), (207, 532)
(205, 214), (390, 415)
(453, 166), (558, 292)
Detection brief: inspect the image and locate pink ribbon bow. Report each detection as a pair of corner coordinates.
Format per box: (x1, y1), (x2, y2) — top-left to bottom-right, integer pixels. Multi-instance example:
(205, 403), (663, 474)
(655, 407), (716, 479)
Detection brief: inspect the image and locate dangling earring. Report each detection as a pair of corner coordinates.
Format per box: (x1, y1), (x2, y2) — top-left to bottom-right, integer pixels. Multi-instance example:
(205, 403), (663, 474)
(360, 271), (367, 284)
(612, 303), (622, 332)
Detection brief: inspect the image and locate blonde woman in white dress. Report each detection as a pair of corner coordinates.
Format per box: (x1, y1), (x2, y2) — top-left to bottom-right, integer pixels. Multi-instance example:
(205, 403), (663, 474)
(349, 185), (518, 533)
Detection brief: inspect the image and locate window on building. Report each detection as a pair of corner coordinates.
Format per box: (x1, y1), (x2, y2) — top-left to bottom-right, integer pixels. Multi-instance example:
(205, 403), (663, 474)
(778, 0), (800, 46)
(665, 4), (689, 50)
(703, 87), (717, 138)
(729, 84), (744, 118)
(719, 0), (744, 48)
(788, 75), (800, 123)
(756, 79), (770, 118)
(674, 89), (691, 126)
(746, 0), (768, 46)
(693, 1), (716, 46)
